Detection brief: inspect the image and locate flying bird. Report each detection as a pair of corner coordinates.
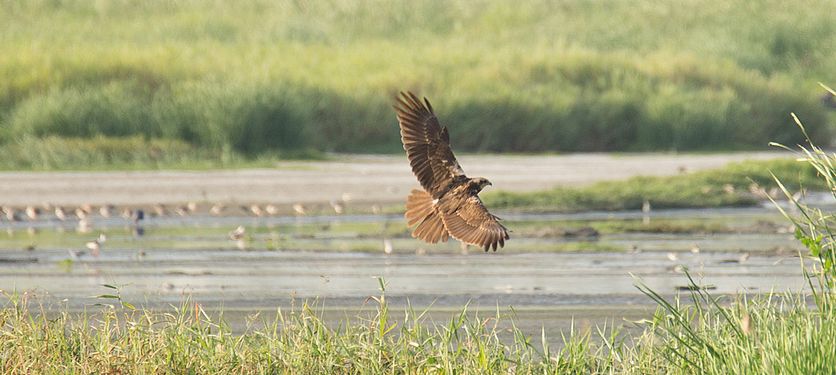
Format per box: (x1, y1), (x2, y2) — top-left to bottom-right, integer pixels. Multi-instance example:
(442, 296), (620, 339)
(394, 91), (509, 251)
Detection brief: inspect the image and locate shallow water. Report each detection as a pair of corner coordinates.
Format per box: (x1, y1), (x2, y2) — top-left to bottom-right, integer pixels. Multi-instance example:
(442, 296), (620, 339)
(1, 249), (806, 305)
(0, 206), (815, 342)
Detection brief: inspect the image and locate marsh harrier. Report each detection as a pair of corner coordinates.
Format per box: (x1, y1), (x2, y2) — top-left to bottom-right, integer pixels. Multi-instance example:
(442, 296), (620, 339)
(394, 91), (509, 251)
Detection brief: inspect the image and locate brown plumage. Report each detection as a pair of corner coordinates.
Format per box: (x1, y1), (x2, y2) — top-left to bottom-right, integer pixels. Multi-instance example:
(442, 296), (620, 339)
(395, 91), (509, 251)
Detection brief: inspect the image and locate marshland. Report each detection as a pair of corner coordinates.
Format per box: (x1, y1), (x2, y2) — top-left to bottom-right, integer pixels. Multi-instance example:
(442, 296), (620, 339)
(1, 1), (835, 373)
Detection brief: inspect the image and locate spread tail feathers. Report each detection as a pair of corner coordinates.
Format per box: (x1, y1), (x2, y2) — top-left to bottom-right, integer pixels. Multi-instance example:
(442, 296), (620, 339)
(405, 189), (449, 243)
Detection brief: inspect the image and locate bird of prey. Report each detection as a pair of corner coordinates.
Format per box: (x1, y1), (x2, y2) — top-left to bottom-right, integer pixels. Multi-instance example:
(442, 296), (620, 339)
(394, 91), (509, 251)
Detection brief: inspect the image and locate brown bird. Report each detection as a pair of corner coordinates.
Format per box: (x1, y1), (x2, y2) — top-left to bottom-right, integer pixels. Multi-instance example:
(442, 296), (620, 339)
(394, 91), (509, 251)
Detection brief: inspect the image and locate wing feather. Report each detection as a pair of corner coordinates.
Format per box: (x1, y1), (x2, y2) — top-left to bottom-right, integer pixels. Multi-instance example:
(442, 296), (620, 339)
(440, 195), (510, 252)
(394, 91), (465, 197)
(405, 189), (450, 244)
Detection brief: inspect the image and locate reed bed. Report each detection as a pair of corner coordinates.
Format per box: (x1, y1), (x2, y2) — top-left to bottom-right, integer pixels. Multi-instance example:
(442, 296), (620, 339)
(0, 0), (832, 167)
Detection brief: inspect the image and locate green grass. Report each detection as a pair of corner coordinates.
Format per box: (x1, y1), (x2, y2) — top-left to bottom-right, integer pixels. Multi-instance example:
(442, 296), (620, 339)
(0, 0), (833, 165)
(770, 107), (836, 287)
(487, 158), (826, 212)
(0, 135), (322, 170)
(1, 276), (834, 374)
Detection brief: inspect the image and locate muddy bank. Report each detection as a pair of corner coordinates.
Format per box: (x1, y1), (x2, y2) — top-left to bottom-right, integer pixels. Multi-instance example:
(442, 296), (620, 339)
(0, 153), (783, 206)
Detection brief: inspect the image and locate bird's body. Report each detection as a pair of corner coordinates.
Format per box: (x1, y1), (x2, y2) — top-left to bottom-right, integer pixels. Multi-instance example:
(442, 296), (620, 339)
(153, 204), (167, 217)
(25, 206), (40, 221)
(329, 200), (345, 215)
(394, 91), (509, 251)
(229, 225), (246, 240)
(85, 233), (107, 257)
(249, 204), (264, 217)
(54, 206), (67, 221)
(265, 204), (279, 216)
(3, 206), (21, 222)
(133, 209), (145, 223)
(210, 204), (225, 216)
(99, 204), (115, 218)
(74, 207), (87, 220)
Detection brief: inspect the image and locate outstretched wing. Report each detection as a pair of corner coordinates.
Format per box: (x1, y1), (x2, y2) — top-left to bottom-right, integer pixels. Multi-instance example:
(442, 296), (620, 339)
(440, 194), (509, 251)
(394, 91), (465, 197)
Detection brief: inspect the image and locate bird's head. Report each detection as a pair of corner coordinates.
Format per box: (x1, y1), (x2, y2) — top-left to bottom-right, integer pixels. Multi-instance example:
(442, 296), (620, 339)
(470, 177), (492, 192)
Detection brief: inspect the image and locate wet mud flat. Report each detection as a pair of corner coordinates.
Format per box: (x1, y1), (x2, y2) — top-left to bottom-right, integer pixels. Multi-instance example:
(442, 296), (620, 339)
(0, 205), (813, 341)
(0, 247), (806, 345)
(0, 152), (783, 206)
(0, 249), (807, 306)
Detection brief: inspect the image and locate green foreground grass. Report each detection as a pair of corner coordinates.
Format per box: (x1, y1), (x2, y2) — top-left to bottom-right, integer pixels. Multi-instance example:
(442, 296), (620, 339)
(0, 0), (833, 166)
(1, 277), (834, 374)
(487, 158), (825, 212)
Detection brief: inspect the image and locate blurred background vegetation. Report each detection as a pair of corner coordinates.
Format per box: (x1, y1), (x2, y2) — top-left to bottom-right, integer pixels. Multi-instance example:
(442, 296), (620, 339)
(0, 0), (833, 168)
